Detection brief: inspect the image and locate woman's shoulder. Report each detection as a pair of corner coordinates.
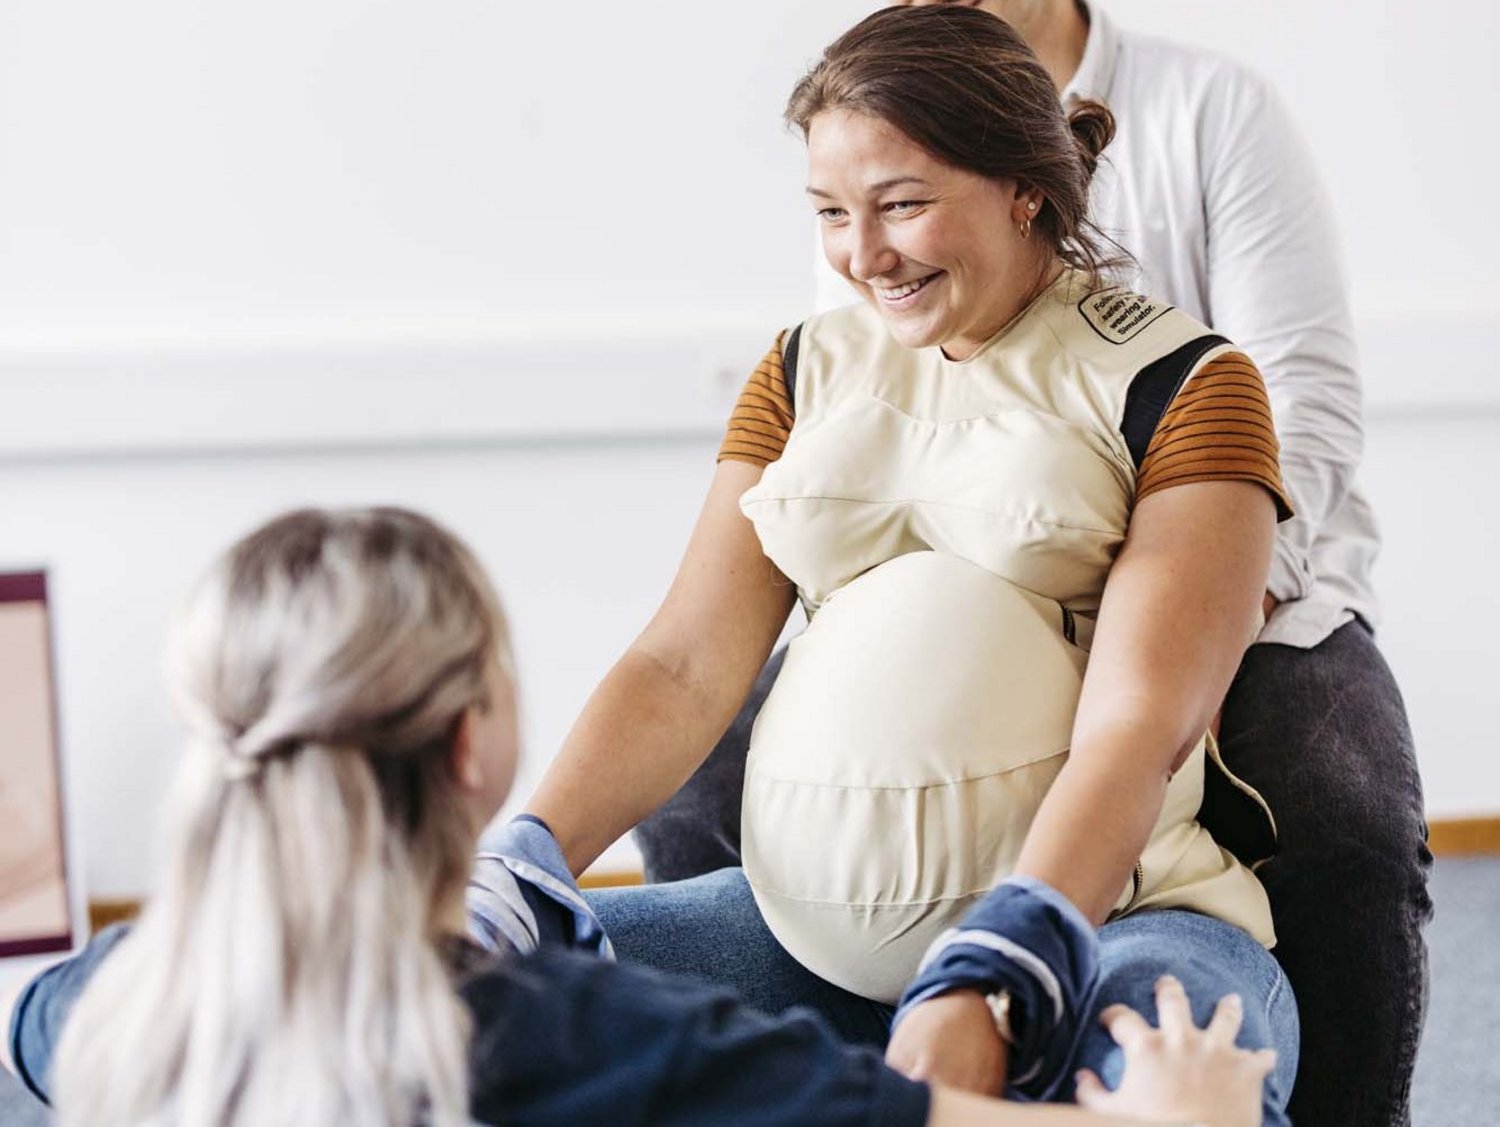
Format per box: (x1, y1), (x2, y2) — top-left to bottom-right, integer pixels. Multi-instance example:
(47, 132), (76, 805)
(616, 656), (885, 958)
(1044, 279), (1255, 411)
(1050, 276), (1225, 366)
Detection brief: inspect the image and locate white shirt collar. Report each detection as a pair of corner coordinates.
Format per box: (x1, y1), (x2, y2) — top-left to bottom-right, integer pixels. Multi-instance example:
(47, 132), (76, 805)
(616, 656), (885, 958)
(1061, 0), (1119, 106)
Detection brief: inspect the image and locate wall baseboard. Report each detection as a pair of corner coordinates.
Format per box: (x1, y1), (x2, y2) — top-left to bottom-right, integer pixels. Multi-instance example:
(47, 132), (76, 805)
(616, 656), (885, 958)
(84, 879), (652, 933)
(86, 898), (142, 934)
(578, 870), (646, 890)
(569, 818), (1500, 888)
(571, 818), (1500, 886)
(84, 817), (1500, 934)
(1428, 817), (1500, 857)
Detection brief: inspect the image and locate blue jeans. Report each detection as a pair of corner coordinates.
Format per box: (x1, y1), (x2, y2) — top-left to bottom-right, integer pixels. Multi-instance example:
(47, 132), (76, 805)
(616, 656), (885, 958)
(636, 621), (1430, 1126)
(588, 868), (1298, 1124)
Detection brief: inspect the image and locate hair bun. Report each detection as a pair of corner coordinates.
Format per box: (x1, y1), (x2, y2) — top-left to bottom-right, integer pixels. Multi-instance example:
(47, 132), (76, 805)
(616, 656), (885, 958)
(1067, 99), (1116, 181)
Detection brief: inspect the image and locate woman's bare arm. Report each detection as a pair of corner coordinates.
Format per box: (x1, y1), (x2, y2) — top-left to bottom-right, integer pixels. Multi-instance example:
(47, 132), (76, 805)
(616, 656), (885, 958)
(526, 459), (797, 874)
(885, 481), (1277, 1096)
(1014, 479), (1276, 921)
(928, 1087), (1160, 1126)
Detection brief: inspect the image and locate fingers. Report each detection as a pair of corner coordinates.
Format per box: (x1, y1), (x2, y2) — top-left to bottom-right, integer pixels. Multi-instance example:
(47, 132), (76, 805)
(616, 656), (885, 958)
(1252, 1047), (1279, 1078)
(1153, 974), (1194, 1039)
(1098, 1003), (1153, 1047)
(1072, 1069), (1110, 1109)
(1204, 992), (1245, 1045)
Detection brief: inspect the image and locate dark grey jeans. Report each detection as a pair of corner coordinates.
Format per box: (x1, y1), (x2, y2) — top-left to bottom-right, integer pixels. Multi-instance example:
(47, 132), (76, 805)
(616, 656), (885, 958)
(634, 619), (1432, 1127)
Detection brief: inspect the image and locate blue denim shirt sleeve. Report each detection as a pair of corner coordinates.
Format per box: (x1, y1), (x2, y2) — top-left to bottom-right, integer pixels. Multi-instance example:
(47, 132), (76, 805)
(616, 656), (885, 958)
(8, 924), (131, 1103)
(893, 876), (1099, 1101)
(467, 815), (613, 958)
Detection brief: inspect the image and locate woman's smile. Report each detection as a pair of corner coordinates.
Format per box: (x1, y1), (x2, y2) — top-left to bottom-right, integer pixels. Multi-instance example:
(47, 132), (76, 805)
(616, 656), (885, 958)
(874, 271), (944, 308)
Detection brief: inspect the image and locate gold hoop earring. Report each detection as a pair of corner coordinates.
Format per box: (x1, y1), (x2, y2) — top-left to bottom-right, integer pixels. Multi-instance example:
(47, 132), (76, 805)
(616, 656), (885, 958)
(1020, 217), (1033, 240)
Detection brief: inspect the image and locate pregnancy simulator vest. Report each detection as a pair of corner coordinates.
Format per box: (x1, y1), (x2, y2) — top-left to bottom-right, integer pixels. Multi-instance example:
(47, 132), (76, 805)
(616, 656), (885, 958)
(738, 273), (1279, 1004)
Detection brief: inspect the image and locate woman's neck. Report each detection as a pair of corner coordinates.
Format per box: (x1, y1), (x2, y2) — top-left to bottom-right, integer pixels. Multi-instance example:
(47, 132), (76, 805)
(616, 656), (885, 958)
(1011, 0), (1092, 92)
(942, 255), (1068, 362)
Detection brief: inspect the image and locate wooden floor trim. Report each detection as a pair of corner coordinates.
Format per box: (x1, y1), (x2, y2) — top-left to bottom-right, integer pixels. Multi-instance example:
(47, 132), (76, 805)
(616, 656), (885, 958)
(83, 817), (1500, 933)
(578, 870), (645, 890)
(87, 897), (142, 934)
(88, 879), (649, 932)
(1428, 816), (1500, 857)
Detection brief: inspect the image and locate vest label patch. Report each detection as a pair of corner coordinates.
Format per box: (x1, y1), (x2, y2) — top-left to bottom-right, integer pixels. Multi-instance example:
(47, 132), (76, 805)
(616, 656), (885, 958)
(1079, 290), (1170, 343)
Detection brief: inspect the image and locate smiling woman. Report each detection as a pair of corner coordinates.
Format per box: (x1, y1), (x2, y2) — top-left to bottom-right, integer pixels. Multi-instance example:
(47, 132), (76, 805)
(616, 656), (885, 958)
(522, 4), (1299, 1122)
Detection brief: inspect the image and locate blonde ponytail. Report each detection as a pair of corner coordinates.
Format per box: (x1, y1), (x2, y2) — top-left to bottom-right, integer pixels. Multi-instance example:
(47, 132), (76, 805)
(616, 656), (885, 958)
(54, 508), (507, 1126)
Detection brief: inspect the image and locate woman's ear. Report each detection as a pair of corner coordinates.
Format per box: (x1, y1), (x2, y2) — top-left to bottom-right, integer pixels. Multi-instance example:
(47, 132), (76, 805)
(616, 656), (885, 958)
(1010, 180), (1044, 223)
(450, 707), (486, 793)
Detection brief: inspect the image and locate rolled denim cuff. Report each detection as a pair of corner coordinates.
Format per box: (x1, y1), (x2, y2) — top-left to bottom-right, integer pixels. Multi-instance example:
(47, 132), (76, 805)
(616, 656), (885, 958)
(467, 814), (614, 959)
(893, 876), (1098, 1101)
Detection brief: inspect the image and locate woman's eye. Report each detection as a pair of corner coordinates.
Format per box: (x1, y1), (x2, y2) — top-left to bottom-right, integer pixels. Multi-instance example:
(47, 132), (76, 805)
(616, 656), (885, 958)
(816, 207), (848, 223)
(885, 200), (927, 215)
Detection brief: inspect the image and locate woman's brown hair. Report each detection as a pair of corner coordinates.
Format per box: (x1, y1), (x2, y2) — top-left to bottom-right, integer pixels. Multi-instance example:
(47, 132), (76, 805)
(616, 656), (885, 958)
(786, 5), (1125, 284)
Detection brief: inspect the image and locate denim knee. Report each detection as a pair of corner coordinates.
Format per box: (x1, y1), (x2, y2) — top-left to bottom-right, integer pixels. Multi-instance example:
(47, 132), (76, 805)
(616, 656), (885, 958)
(1067, 911), (1298, 1125)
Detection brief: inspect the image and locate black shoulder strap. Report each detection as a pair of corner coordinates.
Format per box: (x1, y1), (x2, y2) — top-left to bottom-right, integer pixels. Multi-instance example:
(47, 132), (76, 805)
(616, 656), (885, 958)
(1120, 333), (1228, 466)
(781, 323), (804, 419)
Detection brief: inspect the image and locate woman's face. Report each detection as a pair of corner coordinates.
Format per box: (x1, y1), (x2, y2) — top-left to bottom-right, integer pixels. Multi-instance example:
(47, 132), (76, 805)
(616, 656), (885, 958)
(807, 109), (1045, 360)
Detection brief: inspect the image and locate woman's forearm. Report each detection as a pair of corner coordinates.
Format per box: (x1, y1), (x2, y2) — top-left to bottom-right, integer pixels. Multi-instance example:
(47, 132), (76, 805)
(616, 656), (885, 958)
(1013, 719), (1182, 924)
(1015, 481), (1276, 922)
(927, 1085), (1163, 1126)
(525, 644), (748, 874)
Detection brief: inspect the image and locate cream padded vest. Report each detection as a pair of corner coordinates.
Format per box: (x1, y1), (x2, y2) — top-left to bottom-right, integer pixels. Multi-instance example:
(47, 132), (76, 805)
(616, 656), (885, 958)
(738, 274), (1276, 1004)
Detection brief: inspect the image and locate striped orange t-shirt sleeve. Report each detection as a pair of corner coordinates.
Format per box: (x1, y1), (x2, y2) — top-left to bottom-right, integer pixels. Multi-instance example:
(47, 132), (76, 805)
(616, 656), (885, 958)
(717, 332), (795, 467)
(1136, 351), (1295, 520)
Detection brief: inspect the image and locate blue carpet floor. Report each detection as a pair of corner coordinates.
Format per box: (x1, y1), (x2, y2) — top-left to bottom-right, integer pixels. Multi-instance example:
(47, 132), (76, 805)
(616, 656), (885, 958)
(1411, 856), (1500, 1126)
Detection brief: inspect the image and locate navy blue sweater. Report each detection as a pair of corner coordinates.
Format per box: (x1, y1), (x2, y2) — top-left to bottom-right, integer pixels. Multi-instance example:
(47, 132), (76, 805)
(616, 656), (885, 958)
(10, 926), (929, 1126)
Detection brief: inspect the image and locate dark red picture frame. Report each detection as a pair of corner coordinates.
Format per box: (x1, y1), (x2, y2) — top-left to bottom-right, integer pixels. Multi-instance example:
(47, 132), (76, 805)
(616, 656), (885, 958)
(0, 570), (76, 958)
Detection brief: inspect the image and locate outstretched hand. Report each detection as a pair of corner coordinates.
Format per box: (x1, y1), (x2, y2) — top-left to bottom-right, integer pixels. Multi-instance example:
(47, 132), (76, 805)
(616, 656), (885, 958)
(1074, 976), (1275, 1127)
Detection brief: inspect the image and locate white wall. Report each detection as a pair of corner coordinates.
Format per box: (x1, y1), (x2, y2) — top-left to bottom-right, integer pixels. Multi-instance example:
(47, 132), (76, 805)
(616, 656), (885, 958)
(0, 0), (871, 343)
(1111, 0), (1500, 324)
(2, 440), (718, 892)
(1, 1), (1495, 896)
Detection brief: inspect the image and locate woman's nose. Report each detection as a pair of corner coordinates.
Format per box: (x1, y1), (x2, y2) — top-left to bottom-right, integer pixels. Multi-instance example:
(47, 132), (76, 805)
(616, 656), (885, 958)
(846, 221), (900, 283)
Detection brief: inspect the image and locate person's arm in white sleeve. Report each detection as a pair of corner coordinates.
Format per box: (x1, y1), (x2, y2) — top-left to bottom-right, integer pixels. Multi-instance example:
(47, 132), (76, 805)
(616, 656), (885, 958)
(1199, 66), (1364, 608)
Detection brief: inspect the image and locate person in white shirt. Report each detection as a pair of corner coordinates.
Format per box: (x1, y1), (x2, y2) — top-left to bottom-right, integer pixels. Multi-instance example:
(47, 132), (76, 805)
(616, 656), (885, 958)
(634, 4), (1431, 1126)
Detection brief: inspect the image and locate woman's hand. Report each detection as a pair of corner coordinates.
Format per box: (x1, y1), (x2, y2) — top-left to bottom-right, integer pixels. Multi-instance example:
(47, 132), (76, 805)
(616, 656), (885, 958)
(885, 989), (1009, 1096)
(1074, 976), (1275, 1127)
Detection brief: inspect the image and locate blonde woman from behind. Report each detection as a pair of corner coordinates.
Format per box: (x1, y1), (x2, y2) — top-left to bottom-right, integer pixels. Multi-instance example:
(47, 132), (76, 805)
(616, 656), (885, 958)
(53, 508), (506, 1126)
(6, 506), (1270, 1127)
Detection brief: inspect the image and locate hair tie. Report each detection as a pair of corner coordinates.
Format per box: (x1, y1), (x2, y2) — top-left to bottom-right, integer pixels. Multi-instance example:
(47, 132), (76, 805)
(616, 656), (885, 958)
(221, 739), (266, 782)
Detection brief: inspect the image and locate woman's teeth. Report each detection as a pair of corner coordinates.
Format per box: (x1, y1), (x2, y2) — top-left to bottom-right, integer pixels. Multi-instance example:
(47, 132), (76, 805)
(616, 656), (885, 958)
(879, 275), (935, 301)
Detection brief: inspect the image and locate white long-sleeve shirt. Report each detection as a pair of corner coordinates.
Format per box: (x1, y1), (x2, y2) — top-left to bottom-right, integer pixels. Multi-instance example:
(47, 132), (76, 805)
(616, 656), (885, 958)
(813, 2), (1376, 649)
